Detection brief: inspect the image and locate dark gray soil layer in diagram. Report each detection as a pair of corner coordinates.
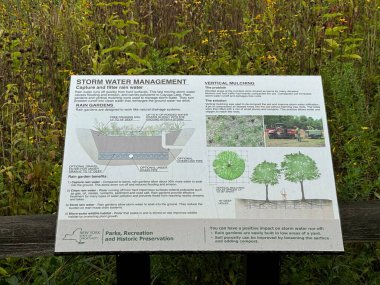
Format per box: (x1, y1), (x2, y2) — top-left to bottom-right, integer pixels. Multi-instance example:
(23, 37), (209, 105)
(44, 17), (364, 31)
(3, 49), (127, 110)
(92, 130), (179, 160)
(235, 199), (334, 219)
(77, 128), (194, 166)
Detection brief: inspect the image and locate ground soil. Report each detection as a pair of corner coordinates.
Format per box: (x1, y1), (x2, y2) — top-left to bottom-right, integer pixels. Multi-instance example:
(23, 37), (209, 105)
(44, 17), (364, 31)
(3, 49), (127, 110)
(265, 134), (325, 147)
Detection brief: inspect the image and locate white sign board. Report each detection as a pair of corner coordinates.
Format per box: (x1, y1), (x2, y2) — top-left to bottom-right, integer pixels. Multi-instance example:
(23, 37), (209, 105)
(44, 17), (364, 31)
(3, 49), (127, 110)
(55, 76), (344, 252)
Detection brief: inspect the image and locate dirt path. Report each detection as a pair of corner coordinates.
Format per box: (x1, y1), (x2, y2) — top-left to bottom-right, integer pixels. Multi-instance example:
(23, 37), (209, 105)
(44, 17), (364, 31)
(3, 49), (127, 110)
(265, 134), (325, 147)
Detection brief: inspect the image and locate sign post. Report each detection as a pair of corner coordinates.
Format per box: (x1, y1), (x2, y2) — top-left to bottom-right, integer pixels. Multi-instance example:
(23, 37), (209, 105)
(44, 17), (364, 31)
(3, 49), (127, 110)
(116, 253), (150, 285)
(55, 76), (343, 274)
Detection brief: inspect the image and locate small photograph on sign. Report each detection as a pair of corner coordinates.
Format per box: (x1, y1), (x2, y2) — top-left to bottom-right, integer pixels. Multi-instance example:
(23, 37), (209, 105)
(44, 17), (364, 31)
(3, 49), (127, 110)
(264, 115), (325, 147)
(206, 115), (264, 147)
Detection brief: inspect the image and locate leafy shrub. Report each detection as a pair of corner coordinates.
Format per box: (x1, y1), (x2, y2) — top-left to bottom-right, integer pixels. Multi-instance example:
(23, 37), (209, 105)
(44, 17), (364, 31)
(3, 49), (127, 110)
(322, 62), (380, 200)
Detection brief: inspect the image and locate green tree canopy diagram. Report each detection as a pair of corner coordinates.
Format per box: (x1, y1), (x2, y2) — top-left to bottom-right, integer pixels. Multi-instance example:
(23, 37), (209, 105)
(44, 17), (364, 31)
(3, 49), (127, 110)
(250, 161), (280, 202)
(281, 152), (321, 200)
(213, 151), (245, 180)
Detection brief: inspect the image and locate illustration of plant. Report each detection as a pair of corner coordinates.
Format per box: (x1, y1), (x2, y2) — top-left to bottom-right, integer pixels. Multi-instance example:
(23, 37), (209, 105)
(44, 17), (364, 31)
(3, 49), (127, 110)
(94, 120), (184, 136)
(281, 152), (320, 201)
(250, 161), (280, 202)
(213, 151), (245, 180)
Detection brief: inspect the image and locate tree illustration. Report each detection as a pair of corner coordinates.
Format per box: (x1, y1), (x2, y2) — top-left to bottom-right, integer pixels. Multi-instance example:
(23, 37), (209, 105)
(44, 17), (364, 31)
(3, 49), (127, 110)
(250, 161), (280, 202)
(281, 152), (320, 200)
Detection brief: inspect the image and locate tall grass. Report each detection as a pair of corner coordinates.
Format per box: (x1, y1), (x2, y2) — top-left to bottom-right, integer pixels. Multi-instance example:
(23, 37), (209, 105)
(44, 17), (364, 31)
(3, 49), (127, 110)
(0, 0), (379, 284)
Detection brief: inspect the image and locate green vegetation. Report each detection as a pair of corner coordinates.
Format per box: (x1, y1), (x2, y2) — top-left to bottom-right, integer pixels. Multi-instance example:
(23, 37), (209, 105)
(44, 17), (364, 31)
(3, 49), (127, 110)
(207, 115), (264, 147)
(250, 161), (281, 201)
(94, 121), (184, 136)
(0, 0), (379, 284)
(0, 256), (116, 284)
(265, 116), (323, 130)
(213, 151), (245, 181)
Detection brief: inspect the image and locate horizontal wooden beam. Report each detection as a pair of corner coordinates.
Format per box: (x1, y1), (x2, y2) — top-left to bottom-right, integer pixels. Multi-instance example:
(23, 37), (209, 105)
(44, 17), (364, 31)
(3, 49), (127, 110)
(0, 201), (379, 258)
(339, 200), (380, 242)
(0, 214), (56, 258)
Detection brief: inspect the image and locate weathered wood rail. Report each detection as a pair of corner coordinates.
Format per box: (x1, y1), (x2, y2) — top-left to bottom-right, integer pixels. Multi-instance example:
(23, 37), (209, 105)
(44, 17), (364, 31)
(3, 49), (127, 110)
(1, 201), (379, 258)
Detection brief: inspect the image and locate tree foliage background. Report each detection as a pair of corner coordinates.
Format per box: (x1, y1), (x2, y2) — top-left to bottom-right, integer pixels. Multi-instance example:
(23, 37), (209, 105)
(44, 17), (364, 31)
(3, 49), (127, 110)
(0, 0), (379, 284)
(264, 115), (323, 130)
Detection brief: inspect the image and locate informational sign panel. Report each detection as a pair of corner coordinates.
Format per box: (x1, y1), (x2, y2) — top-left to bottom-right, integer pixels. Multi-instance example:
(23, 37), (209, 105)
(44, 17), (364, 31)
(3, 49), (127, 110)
(55, 76), (344, 253)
